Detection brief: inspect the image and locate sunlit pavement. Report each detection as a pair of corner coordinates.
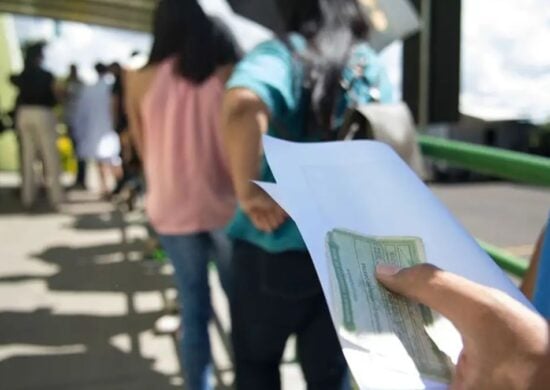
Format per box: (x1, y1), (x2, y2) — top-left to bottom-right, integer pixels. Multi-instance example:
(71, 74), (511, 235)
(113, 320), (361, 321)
(431, 182), (549, 259)
(0, 177), (183, 389)
(0, 172), (548, 389)
(0, 172), (303, 390)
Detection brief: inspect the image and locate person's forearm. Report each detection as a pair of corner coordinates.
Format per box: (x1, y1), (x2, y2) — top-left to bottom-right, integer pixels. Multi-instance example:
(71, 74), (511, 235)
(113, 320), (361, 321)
(127, 108), (144, 160)
(222, 90), (269, 200)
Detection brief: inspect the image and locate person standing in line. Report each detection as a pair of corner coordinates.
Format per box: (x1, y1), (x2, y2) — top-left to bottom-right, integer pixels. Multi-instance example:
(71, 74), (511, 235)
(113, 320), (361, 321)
(108, 62), (134, 195)
(222, 1), (392, 388)
(125, 1), (239, 388)
(73, 63), (122, 198)
(109, 62), (126, 137)
(12, 42), (63, 210)
(63, 64), (86, 189)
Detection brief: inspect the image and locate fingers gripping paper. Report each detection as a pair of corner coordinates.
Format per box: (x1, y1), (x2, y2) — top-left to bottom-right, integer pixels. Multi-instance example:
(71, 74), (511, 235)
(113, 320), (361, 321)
(257, 136), (532, 389)
(326, 230), (452, 383)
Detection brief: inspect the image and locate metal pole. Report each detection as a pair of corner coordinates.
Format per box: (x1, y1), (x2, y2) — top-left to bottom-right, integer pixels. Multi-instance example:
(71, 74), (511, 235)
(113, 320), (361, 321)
(418, 0), (431, 130)
(418, 135), (550, 187)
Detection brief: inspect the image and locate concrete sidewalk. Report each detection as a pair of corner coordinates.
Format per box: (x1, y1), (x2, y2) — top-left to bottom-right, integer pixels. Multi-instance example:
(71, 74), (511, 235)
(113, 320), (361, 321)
(0, 185), (183, 389)
(0, 174), (304, 390)
(0, 172), (547, 389)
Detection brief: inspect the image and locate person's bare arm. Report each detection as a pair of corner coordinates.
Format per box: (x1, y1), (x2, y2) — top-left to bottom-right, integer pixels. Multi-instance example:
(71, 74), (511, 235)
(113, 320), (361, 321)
(222, 88), (266, 200)
(221, 88), (287, 232)
(377, 264), (550, 389)
(124, 71), (145, 159)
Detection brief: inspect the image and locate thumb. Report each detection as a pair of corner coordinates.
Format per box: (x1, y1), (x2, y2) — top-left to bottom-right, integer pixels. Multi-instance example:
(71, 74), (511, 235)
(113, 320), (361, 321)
(376, 264), (441, 306)
(375, 263), (442, 301)
(376, 263), (493, 335)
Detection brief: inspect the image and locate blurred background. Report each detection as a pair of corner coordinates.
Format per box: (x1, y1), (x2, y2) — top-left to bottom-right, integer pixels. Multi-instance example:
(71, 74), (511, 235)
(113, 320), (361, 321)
(0, 0), (548, 389)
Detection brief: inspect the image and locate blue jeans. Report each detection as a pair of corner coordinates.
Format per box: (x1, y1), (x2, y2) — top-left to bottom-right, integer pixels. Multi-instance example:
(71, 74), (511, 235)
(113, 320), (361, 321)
(159, 230), (232, 390)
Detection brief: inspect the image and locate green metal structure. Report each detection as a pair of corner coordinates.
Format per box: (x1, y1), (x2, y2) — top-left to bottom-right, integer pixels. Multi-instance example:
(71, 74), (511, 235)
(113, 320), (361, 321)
(419, 135), (550, 277)
(419, 135), (550, 188)
(478, 241), (529, 278)
(0, 0), (154, 32)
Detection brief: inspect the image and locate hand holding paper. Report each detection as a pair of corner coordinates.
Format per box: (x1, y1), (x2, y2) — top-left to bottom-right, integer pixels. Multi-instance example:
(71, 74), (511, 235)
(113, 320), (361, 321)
(376, 264), (550, 390)
(326, 230), (453, 383)
(258, 135), (534, 389)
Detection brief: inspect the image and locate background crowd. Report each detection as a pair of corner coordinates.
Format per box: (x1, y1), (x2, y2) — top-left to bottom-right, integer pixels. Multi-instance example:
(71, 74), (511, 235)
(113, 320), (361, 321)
(10, 43), (135, 208)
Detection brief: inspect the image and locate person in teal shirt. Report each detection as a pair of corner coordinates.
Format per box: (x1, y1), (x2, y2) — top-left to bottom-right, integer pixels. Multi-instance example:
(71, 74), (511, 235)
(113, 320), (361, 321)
(222, 1), (392, 388)
(226, 36), (392, 254)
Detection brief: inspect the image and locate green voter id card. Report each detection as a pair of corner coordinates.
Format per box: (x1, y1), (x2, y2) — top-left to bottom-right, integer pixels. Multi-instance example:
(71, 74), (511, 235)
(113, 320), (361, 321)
(326, 229), (453, 383)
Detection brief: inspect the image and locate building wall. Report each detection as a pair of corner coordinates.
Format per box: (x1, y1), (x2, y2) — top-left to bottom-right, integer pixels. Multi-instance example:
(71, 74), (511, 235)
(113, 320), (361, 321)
(0, 14), (22, 113)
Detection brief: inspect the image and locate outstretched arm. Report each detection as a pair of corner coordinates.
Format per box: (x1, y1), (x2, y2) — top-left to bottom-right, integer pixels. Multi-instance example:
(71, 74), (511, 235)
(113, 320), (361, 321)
(221, 88), (287, 233)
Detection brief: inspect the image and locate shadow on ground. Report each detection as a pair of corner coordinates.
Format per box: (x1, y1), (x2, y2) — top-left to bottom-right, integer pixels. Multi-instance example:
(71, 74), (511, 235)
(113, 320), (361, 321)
(0, 240), (171, 291)
(0, 310), (177, 390)
(0, 188), (56, 216)
(0, 190), (181, 390)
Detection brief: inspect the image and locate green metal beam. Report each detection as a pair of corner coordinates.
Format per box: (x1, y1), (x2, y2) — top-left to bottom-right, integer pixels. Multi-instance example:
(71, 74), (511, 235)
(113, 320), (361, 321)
(478, 241), (528, 278)
(419, 135), (550, 187)
(0, 0), (154, 32)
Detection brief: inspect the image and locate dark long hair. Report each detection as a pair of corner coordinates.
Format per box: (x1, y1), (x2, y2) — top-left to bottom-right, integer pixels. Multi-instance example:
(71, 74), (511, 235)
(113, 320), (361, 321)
(148, 0), (240, 84)
(278, 0), (369, 134)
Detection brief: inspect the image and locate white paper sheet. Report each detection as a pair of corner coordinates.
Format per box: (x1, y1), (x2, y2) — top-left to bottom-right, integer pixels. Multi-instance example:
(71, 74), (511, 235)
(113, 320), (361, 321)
(258, 135), (533, 389)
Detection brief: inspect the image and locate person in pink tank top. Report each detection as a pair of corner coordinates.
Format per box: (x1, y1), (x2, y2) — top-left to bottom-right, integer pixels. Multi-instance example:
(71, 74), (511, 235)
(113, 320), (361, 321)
(125, 1), (239, 389)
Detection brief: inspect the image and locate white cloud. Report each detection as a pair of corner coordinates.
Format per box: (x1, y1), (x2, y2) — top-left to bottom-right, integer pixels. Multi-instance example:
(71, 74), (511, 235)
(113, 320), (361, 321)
(461, 0), (550, 122)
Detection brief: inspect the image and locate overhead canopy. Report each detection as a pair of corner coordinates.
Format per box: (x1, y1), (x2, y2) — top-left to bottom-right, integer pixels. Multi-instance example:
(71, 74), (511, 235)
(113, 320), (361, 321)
(0, 0), (273, 51)
(0, 0), (155, 32)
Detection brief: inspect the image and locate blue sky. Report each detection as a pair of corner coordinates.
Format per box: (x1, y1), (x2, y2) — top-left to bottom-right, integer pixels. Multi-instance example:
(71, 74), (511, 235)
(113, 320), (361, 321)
(12, 0), (550, 123)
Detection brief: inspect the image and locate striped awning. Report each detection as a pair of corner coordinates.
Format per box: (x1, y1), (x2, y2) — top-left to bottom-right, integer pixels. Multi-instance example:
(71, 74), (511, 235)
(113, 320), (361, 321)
(0, 0), (155, 31)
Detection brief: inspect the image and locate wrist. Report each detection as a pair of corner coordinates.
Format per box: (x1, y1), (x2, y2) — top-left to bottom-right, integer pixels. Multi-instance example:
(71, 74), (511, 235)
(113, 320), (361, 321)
(235, 181), (260, 202)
